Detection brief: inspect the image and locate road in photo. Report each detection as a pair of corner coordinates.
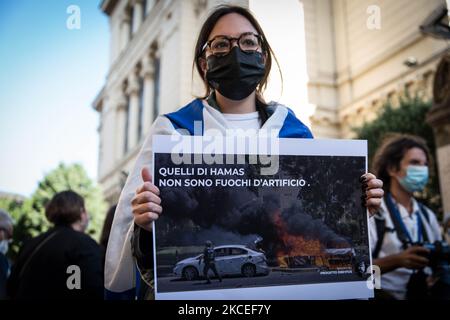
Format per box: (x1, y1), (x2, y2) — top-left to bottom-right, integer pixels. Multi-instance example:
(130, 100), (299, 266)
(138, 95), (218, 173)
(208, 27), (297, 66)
(157, 269), (363, 293)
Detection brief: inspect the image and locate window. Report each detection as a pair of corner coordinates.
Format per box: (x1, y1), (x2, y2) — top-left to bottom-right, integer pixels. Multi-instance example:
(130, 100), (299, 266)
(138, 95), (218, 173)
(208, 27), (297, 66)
(138, 77), (144, 141)
(214, 248), (229, 257)
(405, 81), (414, 96)
(230, 248), (247, 255)
(153, 57), (160, 117)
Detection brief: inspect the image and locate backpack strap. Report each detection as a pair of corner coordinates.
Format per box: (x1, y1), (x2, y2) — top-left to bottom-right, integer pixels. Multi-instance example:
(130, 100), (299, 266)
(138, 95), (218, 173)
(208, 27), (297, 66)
(417, 202), (430, 243)
(384, 194), (411, 249)
(18, 229), (62, 279)
(417, 202), (430, 224)
(373, 215), (386, 259)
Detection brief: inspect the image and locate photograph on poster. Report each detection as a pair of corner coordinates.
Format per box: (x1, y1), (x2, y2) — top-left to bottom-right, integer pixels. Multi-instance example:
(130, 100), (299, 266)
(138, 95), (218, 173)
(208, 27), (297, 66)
(152, 136), (372, 300)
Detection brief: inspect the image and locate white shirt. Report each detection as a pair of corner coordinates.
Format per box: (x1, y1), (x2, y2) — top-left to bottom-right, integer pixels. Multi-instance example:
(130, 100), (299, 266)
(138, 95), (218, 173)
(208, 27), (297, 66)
(369, 197), (442, 300)
(222, 111), (261, 131)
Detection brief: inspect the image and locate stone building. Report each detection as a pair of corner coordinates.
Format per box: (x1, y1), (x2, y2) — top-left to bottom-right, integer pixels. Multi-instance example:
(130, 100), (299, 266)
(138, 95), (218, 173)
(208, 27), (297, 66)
(93, 0), (449, 204)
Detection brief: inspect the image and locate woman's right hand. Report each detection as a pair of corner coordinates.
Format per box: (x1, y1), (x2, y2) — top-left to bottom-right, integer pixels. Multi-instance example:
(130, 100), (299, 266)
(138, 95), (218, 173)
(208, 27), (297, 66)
(131, 167), (162, 232)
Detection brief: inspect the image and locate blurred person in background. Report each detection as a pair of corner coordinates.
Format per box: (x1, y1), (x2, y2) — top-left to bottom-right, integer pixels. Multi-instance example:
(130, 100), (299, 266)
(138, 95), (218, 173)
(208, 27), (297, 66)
(100, 205), (116, 268)
(444, 216), (450, 245)
(370, 134), (443, 300)
(0, 209), (13, 300)
(7, 191), (103, 299)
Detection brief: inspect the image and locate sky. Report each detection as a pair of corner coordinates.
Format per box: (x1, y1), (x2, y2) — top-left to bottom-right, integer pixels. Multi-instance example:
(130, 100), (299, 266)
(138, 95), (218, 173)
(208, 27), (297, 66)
(250, 0), (312, 124)
(0, 0), (109, 197)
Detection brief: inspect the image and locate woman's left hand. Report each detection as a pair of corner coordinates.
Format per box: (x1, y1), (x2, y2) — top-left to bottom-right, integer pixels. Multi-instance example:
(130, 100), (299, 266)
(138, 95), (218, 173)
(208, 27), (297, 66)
(361, 173), (384, 217)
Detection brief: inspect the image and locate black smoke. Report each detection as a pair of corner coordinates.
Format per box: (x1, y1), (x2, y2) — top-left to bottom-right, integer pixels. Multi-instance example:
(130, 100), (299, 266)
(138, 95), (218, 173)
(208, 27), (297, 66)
(157, 186), (348, 260)
(154, 153), (365, 260)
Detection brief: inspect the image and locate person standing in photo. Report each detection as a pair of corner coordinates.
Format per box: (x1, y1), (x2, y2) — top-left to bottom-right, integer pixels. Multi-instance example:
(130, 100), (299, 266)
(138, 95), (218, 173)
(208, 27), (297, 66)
(199, 241), (222, 284)
(7, 191), (104, 300)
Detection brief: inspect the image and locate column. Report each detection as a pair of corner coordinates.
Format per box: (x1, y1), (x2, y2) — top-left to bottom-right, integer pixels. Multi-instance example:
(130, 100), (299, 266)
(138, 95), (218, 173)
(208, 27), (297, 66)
(127, 72), (140, 150)
(120, 12), (131, 52)
(426, 54), (450, 220)
(115, 94), (128, 160)
(141, 54), (155, 135)
(152, 50), (161, 116)
(132, 0), (144, 33)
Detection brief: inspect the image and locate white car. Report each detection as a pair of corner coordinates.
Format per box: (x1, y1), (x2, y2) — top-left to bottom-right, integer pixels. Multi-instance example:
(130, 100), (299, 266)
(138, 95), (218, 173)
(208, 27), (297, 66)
(173, 245), (270, 281)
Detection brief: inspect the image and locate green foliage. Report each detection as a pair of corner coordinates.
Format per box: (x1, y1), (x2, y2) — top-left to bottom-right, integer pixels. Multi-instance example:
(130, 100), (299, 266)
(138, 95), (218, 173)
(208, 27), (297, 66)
(0, 163), (107, 261)
(353, 94), (442, 218)
(30, 163), (107, 238)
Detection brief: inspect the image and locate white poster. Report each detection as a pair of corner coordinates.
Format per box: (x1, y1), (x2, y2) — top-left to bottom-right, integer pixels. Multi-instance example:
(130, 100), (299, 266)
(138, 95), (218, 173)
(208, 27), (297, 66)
(152, 135), (373, 300)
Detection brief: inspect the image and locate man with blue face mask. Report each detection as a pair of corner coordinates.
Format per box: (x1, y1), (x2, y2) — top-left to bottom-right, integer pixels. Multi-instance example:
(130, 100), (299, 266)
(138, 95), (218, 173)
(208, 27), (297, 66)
(369, 134), (443, 300)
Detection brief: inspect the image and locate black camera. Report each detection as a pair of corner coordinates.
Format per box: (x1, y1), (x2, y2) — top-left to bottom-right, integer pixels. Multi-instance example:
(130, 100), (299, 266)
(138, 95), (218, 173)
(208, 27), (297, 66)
(407, 241), (450, 299)
(422, 241), (450, 284)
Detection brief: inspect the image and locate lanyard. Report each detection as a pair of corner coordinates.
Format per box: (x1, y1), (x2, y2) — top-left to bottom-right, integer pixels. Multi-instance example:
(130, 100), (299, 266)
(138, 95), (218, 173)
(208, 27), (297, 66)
(385, 193), (423, 244)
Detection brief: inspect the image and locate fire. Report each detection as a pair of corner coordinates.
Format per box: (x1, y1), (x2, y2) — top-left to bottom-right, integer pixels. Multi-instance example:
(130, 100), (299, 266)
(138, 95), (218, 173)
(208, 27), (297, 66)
(273, 210), (324, 266)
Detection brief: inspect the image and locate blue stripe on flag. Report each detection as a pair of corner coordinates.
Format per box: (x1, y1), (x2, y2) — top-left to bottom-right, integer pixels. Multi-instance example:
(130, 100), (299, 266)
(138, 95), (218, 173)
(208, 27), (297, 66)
(164, 99), (204, 135)
(279, 107), (313, 138)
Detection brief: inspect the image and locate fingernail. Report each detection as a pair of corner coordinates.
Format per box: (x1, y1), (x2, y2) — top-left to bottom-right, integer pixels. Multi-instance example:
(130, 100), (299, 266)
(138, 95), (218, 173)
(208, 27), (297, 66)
(359, 175), (367, 183)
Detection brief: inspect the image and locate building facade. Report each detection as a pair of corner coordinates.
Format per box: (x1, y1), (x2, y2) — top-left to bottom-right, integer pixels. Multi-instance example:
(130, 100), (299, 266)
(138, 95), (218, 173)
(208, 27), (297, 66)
(93, 0), (448, 205)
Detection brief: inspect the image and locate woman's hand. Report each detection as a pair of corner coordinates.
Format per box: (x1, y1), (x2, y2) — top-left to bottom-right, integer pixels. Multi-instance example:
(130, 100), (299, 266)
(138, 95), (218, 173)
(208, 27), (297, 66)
(131, 167), (162, 232)
(361, 173), (384, 217)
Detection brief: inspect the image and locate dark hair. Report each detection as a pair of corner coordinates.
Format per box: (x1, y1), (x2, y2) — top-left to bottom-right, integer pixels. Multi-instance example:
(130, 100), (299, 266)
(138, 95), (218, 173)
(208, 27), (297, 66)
(372, 134), (431, 191)
(193, 5), (281, 104)
(100, 205), (117, 249)
(45, 190), (85, 226)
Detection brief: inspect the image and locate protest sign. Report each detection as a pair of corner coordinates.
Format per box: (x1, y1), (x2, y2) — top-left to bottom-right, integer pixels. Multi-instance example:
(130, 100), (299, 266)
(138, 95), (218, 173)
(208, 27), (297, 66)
(152, 135), (372, 300)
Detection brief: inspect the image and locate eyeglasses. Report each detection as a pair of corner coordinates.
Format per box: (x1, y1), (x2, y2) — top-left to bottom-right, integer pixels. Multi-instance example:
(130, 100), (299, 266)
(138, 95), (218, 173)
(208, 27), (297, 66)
(202, 32), (263, 56)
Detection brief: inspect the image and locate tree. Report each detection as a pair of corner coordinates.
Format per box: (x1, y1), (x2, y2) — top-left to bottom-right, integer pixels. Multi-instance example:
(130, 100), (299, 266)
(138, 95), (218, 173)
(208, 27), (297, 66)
(0, 163), (107, 261)
(353, 94), (442, 218)
(30, 163), (107, 238)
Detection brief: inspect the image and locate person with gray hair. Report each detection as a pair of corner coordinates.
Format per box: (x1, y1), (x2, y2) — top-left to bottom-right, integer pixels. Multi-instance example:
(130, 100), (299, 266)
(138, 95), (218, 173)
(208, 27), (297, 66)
(0, 209), (13, 299)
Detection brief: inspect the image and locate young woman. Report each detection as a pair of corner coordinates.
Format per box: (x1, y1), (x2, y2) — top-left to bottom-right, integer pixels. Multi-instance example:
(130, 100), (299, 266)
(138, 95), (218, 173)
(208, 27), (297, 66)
(105, 5), (384, 299)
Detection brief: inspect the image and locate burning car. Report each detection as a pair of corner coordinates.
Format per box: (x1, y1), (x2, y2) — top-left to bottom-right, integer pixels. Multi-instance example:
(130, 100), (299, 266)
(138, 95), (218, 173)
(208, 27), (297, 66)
(173, 245), (270, 281)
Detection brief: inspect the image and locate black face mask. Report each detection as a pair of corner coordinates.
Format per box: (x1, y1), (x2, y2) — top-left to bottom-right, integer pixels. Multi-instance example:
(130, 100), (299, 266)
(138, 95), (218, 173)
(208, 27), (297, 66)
(206, 46), (266, 101)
